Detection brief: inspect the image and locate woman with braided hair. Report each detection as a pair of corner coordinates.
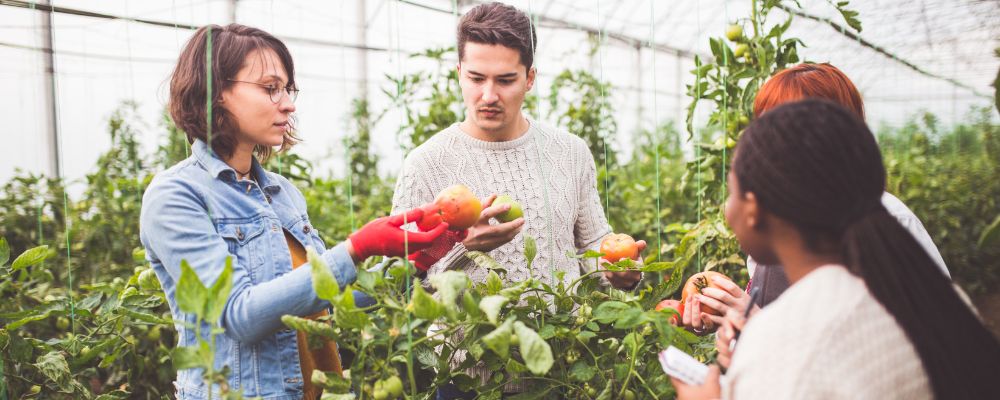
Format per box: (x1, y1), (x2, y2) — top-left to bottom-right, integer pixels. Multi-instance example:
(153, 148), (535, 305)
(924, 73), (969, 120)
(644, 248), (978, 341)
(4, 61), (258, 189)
(682, 63), (950, 335)
(672, 99), (1000, 399)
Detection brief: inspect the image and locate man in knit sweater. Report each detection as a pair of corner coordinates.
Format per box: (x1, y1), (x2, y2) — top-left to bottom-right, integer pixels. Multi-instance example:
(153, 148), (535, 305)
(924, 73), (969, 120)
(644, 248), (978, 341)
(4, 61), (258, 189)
(393, 6), (643, 397)
(393, 2), (642, 292)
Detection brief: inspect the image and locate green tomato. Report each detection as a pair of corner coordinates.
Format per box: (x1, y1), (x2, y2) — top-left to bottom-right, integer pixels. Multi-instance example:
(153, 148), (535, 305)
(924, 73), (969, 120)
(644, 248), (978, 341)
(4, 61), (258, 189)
(56, 317), (70, 330)
(383, 376), (404, 398)
(373, 389), (389, 400)
(623, 389), (636, 400)
(29, 385), (41, 394)
(493, 194), (524, 223)
(80, 345), (92, 358)
(584, 384), (597, 397)
(725, 24), (743, 41)
(576, 316), (588, 325)
(734, 43), (749, 58)
(511, 333), (520, 346)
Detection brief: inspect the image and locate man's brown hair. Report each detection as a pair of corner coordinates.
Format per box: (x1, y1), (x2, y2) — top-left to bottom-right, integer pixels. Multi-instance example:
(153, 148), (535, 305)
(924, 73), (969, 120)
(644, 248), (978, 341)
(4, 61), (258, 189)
(457, 2), (537, 71)
(169, 23), (298, 162)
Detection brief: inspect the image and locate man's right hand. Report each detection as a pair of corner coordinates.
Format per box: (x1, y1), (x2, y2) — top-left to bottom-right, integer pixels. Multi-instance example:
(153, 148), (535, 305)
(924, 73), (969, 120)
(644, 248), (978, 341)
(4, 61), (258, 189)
(462, 194), (525, 252)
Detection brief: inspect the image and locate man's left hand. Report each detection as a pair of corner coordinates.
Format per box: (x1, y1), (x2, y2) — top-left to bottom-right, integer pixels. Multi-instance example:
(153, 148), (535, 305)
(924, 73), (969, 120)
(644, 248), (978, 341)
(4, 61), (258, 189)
(603, 240), (646, 289)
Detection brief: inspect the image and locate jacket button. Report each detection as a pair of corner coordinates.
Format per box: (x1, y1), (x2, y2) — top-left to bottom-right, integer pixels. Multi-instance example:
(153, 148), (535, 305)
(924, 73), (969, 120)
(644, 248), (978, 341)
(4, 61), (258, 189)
(303, 225), (311, 234)
(236, 227), (245, 241)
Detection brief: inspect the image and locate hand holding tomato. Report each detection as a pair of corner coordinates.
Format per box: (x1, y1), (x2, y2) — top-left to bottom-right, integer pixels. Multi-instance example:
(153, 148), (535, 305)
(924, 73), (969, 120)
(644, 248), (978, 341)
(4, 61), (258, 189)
(696, 274), (759, 328)
(680, 271), (739, 334)
(598, 234), (645, 289)
(462, 194), (525, 252)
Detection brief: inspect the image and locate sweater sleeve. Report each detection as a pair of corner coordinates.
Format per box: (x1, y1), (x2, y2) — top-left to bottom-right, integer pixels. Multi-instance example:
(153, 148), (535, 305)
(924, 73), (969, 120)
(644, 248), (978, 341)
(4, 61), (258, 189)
(571, 139), (617, 286)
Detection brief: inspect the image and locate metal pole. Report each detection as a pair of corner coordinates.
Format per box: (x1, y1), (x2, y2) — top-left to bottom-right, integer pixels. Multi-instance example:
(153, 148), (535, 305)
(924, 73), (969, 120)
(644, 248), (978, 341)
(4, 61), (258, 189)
(229, 0), (237, 23)
(40, 0), (60, 178)
(357, 0), (367, 100)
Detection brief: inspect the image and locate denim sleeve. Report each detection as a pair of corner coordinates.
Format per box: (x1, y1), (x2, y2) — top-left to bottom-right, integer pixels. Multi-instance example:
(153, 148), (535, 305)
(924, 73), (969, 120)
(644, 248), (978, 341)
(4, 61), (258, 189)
(140, 178), (357, 344)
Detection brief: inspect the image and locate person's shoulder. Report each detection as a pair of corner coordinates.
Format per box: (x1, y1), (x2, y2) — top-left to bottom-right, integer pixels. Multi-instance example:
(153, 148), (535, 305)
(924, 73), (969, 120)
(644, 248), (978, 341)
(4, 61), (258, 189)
(531, 119), (590, 154)
(144, 158), (204, 198)
(754, 266), (866, 331)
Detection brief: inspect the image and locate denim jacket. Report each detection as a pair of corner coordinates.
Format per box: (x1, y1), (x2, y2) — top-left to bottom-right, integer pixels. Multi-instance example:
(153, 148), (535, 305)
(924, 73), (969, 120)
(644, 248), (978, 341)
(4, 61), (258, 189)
(139, 139), (357, 399)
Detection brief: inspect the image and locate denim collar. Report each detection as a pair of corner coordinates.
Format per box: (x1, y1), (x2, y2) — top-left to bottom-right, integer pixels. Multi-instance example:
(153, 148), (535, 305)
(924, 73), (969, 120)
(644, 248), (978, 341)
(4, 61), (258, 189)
(192, 139), (281, 193)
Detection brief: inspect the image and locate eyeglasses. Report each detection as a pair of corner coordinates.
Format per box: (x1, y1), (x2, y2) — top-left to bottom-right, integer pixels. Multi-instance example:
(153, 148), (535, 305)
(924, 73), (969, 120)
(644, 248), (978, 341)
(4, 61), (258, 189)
(226, 79), (299, 104)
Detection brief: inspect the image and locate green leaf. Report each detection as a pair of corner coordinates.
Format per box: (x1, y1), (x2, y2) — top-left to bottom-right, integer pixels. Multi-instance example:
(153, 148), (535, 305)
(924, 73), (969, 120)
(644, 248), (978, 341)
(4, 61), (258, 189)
(478, 295), (509, 325)
(622, 331), (644, 355)
(309, 247), (340, 302)
(95, 390), (131, 400)
(430, 271), (470, 316)
(172, 340), (212, 370)
(466, 251), (503, 271)
(0, 237), (9, 266)
(524, 236), (537, 270)
(282, 315), (337, 340)
(355, 266), (377, 291)
(638, 261), (674, 272)
(481, 319), (514, 359)
(409, 281), (444, 320)
(4, 311), (51, 331)
(34, 351), (71, 391)
(11, 245), (50, 270)
(311, 370), (351, 393)
(513, 321), (553, 375)
(462, 291), (482, 319)
(569, 361), (596, 382)
(175, 260), (208, 318)
(978, 214), (1000, 249)
(334, 289), (369, 329)
(205, 257), (234, 323)
(592, 301), (630, 323)
(485, 270), (503, 295)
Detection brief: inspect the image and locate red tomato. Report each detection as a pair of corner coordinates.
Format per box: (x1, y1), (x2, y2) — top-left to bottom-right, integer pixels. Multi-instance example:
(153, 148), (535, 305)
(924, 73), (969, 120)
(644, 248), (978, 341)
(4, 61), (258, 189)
(681, 271), (733, 316)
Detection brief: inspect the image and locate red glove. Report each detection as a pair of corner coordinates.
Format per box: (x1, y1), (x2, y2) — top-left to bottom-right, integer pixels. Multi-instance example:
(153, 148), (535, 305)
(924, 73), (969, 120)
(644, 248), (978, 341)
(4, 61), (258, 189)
(349, 208), (449, 261)
(408, 228), (469, 271)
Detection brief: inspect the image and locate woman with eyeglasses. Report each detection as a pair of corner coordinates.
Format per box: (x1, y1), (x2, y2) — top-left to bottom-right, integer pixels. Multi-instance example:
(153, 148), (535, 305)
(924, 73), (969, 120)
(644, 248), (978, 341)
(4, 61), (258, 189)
(139, 24), (449, 399)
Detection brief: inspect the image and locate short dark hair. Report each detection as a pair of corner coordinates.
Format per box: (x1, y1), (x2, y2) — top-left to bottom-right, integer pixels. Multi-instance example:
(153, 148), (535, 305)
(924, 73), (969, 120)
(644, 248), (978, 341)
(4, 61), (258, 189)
(457, 2), (537, 71)
(169, 23), (298, 162)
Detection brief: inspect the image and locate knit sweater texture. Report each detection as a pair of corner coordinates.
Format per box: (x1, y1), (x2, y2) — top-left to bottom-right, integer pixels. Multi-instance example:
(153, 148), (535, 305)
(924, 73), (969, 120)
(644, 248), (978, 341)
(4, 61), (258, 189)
(391, 118), (613, 392)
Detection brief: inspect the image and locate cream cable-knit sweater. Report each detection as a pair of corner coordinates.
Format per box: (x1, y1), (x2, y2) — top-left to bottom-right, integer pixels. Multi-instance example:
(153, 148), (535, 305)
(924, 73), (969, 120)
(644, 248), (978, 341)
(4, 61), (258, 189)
(391, 118), (612, 288)
(724, 265), (932, 400)
(391, 118), (613, 392)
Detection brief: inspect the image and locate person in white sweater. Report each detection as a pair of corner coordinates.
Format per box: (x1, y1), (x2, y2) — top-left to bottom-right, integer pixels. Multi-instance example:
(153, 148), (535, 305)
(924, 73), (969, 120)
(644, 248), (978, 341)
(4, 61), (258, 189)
(391, 3), (642, 397)
(392, 2), (642, 291)
(670, 99), (1000, 399)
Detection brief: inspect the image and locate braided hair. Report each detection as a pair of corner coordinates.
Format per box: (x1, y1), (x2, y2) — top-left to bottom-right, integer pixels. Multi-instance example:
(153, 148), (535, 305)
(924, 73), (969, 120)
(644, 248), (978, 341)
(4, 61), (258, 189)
(733, 99), (1000, 399)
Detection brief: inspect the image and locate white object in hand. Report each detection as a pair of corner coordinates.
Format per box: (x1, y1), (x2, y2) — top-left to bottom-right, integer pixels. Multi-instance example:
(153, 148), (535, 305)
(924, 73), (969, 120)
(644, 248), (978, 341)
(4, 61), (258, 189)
(658, 346), (710, 386)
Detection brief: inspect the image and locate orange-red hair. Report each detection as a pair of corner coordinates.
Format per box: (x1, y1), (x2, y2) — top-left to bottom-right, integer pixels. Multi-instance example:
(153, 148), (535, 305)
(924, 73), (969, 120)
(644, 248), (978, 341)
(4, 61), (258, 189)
(753, 63), (865, 120)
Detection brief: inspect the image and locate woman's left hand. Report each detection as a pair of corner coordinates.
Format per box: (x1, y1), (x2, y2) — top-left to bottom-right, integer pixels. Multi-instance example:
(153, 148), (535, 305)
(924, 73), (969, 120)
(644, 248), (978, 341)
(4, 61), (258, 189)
(670, 364), (722, 400)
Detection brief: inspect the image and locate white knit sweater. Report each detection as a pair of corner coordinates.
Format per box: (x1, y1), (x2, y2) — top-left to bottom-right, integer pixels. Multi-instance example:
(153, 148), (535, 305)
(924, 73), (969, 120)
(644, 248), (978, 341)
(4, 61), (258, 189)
(391, 118), (612, 287)
(391, 118), (613, 392)
(724, 265), (932, 400)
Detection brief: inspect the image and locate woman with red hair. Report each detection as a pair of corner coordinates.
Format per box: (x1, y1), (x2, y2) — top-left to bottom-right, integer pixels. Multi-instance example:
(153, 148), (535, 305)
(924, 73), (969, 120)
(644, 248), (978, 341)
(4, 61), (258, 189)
(681, 63), (950, 336)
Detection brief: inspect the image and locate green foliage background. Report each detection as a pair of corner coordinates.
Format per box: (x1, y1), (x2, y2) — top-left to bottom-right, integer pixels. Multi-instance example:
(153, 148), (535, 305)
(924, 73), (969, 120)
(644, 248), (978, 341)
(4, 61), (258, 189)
(1, 2), (998, 398)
